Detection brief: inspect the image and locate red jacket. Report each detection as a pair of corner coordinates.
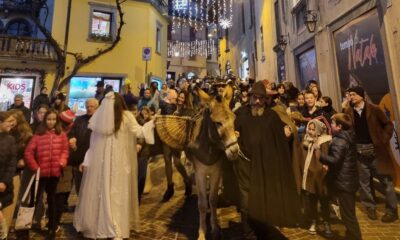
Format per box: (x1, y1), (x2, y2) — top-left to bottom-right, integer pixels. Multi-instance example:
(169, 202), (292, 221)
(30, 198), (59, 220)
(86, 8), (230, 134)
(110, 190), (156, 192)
(24, 130), (69, 178)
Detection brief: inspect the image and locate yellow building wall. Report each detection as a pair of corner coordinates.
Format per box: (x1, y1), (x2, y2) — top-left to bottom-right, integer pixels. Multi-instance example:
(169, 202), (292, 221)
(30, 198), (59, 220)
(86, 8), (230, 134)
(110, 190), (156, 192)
(257, 0), (277, 81)
(47, 0), (168, 93)
(218, 0), (276, 81)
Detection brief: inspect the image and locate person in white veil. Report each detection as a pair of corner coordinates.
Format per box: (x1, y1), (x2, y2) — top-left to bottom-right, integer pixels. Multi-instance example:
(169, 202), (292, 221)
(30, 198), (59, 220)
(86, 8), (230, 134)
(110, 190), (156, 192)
(73, 91), (154, 239)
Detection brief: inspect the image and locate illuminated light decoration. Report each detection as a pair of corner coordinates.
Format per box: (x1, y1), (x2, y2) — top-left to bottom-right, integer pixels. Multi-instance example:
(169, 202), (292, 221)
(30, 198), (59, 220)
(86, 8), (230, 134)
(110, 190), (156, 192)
(167, 39), (216, 58)
(218, 0), (233, 29)
(174, 0), (188, 10)
(169, 0), (233, 30)
(219, 18), (232, 29)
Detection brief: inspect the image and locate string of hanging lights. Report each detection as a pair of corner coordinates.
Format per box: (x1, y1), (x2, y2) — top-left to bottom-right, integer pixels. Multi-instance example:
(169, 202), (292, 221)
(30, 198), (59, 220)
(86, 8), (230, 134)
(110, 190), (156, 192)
(169, 0), (233, 31)
(168, 0), (232, 58)
(167, 39), (216, 58)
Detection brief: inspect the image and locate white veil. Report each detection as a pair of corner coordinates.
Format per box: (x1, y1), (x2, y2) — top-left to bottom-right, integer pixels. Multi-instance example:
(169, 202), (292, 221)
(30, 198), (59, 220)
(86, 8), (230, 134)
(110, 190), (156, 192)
(88, 91), (115, 135)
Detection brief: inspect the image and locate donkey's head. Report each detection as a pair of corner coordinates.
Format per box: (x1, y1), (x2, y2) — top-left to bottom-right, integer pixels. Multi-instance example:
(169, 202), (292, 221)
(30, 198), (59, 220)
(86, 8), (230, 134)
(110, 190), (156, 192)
(197, 86), (239, 160)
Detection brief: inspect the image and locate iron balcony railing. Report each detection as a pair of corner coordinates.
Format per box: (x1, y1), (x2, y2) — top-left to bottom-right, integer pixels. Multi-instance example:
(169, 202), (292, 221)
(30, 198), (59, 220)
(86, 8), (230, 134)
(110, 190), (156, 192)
(0, 35), (56, 61)
(0, 0), (45, 14)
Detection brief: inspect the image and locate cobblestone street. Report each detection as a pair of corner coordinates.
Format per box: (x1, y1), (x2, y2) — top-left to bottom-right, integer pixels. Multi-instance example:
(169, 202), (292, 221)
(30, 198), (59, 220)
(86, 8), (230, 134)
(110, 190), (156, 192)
(8, 156), (400, 240)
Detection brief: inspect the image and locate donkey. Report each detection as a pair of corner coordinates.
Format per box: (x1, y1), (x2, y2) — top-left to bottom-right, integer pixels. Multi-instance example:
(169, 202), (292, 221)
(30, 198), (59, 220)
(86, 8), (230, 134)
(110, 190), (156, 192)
(184, 86), (239, 240)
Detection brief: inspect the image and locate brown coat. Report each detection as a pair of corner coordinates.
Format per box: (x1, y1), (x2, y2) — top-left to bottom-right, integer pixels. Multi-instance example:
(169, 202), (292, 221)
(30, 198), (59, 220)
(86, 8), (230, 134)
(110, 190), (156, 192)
(272, 105), (302, 194)
(301, 142), (329, 195)
(345, 102), (396, 180)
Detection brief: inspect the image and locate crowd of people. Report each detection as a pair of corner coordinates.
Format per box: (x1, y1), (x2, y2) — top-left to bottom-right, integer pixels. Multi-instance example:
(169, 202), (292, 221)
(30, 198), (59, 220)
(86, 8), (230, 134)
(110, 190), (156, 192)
(0, 75), (398, 240)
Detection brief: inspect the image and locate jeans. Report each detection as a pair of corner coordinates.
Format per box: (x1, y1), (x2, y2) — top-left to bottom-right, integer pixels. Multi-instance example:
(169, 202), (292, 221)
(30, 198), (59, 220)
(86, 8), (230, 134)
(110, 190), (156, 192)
(358, 149), (398, 215)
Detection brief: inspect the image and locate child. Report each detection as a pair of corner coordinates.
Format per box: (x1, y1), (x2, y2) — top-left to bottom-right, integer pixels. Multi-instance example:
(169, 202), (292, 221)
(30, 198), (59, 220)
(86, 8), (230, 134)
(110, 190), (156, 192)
(317, 113), (362, 240)
(0, 112), (17, 240)
(24, 109), (69, 240)
(301, 119), (332, 237)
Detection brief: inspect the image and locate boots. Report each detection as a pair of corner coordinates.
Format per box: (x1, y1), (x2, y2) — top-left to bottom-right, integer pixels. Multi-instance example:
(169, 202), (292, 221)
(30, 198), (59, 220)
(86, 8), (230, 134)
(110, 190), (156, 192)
(184, 179), (192, 197)
(0, 219), (7, 240)
(163, 183), (174, 202)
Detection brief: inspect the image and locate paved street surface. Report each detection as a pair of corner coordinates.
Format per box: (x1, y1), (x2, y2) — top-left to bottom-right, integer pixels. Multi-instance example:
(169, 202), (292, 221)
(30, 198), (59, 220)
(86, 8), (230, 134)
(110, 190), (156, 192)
(8, 156), (400, 239)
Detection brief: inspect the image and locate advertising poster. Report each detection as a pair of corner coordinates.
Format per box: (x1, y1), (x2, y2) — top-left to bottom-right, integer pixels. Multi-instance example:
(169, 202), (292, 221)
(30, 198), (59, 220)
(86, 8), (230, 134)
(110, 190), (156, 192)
(0, 77), (34, 111)
(333, 10), (400, 186)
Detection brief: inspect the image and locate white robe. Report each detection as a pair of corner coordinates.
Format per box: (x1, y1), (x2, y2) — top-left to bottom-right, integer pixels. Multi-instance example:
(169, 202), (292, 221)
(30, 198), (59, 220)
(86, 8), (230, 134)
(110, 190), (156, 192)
(73, 111), (147, 239)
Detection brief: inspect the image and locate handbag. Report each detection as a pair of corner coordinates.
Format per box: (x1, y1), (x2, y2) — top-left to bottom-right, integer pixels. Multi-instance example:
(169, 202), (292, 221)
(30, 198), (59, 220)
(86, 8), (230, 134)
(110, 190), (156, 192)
(15, 168), (40, 230)
(356, 144), (375, 158)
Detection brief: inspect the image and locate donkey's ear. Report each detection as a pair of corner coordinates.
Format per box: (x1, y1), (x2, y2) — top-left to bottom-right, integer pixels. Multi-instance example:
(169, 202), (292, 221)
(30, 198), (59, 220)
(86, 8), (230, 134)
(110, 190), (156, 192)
(197, 88), (211, 104)
(223, 85), (233, 102)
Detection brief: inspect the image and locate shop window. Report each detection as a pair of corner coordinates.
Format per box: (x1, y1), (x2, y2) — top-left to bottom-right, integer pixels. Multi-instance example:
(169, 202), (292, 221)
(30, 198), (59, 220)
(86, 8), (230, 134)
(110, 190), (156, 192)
(296, 48), (318, 89)
(88, 3), (116, 42)
(0, 77), (35, 111)
(68, 76), (121, 115)
(5, 19), (32, 37)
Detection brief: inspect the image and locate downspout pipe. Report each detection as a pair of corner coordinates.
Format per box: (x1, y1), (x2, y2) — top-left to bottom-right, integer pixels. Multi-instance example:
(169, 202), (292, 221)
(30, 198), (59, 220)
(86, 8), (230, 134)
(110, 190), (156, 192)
(63, 0), (72, 61)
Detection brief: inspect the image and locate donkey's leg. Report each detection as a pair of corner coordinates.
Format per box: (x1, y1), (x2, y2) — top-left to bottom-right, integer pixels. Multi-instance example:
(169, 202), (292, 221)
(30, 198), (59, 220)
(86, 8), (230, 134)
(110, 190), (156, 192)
(172, 151), (192, 196)
(162, 144), (174, 201)
(195, 161), (208, 240)
(209, 162), (223, 239)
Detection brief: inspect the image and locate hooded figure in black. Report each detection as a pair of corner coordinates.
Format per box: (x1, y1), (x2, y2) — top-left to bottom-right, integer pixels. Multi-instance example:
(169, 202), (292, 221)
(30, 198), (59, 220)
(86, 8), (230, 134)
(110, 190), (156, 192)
(234, 81), (301, 238)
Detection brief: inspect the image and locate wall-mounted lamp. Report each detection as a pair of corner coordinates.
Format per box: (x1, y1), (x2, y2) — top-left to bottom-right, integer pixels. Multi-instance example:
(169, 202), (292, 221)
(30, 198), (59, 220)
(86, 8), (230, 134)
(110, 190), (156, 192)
(304, 10), (318, 33)
(278, 34), (289, 52)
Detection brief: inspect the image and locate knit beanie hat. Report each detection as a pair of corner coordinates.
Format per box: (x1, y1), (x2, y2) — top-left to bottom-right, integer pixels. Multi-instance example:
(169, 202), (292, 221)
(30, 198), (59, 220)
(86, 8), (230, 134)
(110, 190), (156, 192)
(348, 86), (365, 99)
(59, 110), (75, 124)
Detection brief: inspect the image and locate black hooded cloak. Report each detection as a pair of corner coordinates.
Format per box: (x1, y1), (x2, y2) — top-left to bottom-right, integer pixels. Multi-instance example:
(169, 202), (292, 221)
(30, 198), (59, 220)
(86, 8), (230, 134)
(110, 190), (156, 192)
(235, 106), (301, 228)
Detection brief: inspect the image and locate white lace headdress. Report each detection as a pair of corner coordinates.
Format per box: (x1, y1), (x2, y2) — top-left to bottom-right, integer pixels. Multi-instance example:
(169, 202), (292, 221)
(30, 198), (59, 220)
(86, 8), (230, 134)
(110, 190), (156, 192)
(88, 91), (115, 135)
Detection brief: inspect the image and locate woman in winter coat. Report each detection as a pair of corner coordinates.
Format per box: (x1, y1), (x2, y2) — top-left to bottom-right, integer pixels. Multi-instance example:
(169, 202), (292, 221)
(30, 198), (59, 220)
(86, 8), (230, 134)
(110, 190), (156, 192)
(301, 119), (332, 237)
(0, 111), (17, 240)
(5, 110), (33, 238)
(24, 109), (69, 240)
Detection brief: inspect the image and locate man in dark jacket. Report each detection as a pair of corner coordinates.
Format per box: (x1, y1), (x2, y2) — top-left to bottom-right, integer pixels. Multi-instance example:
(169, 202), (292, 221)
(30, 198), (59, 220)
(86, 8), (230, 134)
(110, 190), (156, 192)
(318, 113), (361, 240)
(69, 98), (99, 194)
(345, 86), (398, 222)
(32, 87), (50, 111)
(8, 94), (31, 122)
